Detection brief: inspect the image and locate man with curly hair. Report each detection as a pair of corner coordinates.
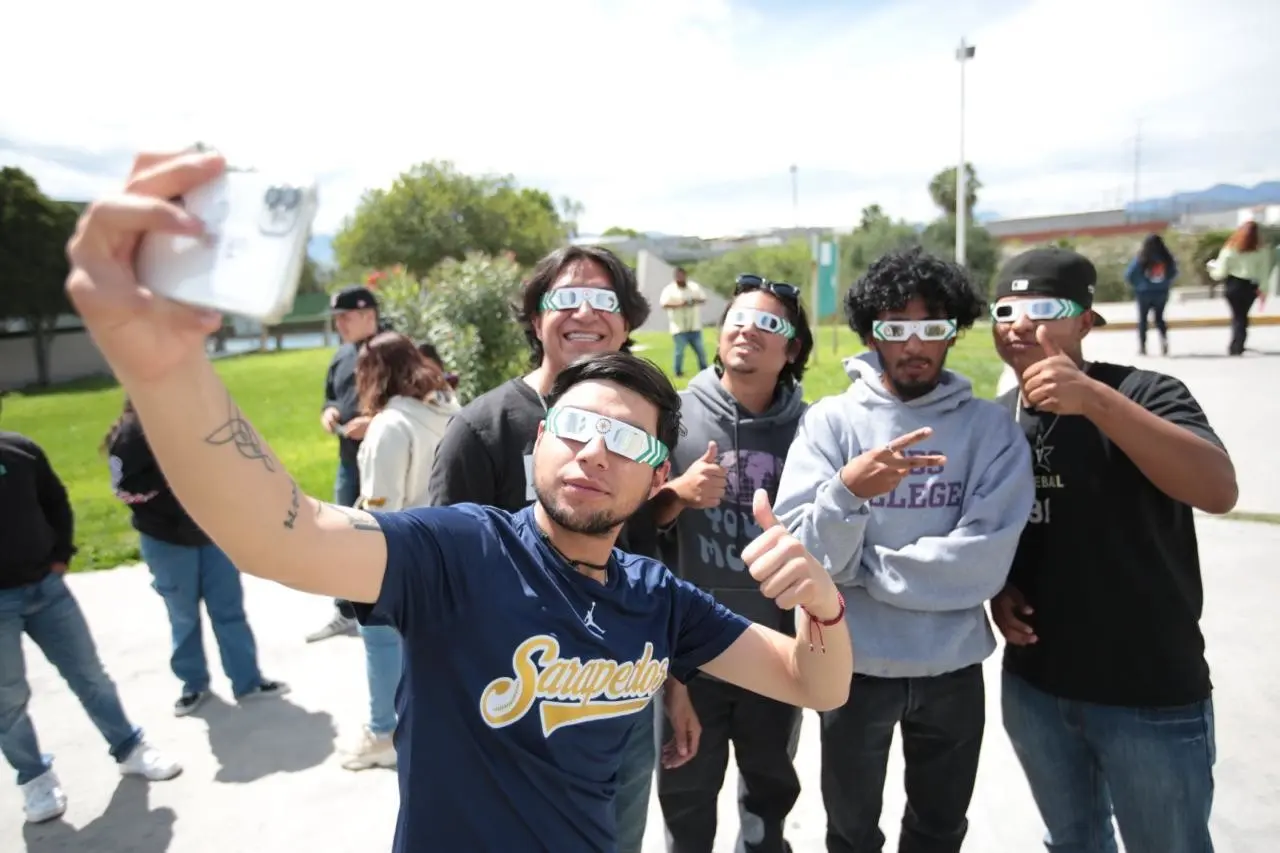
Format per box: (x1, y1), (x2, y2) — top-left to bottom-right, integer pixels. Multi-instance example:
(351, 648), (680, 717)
(774, 247), (1035, 853)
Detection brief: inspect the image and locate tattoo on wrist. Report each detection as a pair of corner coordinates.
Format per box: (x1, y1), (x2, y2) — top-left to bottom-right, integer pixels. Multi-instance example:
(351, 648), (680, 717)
(205, 391), (275, 472)
(283, 480), (301, 529)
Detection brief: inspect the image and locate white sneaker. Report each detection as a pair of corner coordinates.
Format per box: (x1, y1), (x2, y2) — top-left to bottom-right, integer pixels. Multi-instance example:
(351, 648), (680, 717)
(339, 725), (396, 771)
(21, 769), (67, 824)
(119, 741), (182, 781)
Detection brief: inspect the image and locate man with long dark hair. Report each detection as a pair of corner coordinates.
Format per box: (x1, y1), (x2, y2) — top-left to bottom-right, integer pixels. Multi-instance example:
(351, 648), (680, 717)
(425, 243), (663, 850)
(60, 150), (852, 851)
(653, 274), (815, 853)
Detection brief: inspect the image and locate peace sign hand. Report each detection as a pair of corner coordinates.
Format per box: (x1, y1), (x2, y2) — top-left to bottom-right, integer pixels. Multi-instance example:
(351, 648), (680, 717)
(838, 427), (946, 499)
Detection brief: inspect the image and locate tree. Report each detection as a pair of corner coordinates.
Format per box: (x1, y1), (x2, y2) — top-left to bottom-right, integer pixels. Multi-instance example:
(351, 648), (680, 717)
(0, 167), (79, 386)
(928, 163), (981, 217)
(602, 226), (642, 238)
(331, 161), (574, 277)
(687, 239), (815, 300)
(919, 217), (999, 297)
(372, 253), (528, 404)
(841, 208), (920, 285)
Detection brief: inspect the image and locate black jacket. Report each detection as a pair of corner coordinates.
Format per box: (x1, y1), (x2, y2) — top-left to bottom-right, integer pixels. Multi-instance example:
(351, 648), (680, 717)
(0, 431), (76, 589)
(107, 416), (210, 548)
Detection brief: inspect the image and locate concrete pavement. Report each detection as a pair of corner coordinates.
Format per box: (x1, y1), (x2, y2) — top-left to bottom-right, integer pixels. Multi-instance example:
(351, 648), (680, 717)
(4, 317), (1279, 852)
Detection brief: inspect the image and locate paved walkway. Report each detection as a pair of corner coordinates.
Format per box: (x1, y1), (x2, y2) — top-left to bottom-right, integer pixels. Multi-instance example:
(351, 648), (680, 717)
(4, 309), (1279, 852)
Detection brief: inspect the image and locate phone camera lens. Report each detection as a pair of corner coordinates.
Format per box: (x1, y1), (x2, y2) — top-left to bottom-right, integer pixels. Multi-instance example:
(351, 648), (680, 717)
(282, 188), (300, 210)
(265, 187), (282, 208)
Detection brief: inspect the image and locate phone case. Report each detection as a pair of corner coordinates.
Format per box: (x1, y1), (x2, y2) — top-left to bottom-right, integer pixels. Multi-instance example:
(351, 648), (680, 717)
(136, 169), (320, 324)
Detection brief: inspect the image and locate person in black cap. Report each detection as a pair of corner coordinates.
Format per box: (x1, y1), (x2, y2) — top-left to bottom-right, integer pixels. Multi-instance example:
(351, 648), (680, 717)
(307, 284), (383, 643)
(988, 246), (1239, 852)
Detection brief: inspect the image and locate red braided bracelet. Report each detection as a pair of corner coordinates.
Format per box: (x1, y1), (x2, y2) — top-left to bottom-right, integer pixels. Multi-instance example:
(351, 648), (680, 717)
(801, 591), (846, 653)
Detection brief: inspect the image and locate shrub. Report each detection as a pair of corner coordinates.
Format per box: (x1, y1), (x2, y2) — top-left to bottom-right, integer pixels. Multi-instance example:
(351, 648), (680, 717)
(372, 253), (528, 404)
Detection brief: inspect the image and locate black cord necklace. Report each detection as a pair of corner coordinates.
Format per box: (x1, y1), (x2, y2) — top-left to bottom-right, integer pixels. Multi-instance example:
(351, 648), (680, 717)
(539, 531), (611, 573)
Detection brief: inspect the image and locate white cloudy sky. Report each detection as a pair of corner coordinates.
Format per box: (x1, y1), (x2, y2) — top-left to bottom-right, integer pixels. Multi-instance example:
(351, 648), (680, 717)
(2, 0), (1276, 239)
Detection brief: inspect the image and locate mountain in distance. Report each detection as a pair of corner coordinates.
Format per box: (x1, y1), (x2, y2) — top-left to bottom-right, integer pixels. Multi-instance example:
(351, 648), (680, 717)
(1127, 181), (1280, 216)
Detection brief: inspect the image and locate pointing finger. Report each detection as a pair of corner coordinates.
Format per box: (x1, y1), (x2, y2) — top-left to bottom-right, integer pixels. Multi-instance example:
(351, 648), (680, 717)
(884, 427), (933, 452)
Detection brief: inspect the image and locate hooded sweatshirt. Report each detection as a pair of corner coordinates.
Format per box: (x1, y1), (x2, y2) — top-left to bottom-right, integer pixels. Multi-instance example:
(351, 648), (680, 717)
(662, 368), (808, 632)
(358, 393), (461, 512)
(773, 353), (1034, 678)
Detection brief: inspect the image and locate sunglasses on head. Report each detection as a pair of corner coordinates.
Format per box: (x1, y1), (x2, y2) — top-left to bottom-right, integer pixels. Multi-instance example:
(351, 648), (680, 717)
(734, 274), (801, 302)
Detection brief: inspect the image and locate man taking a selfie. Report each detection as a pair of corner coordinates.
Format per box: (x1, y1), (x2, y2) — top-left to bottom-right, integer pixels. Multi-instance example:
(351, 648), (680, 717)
(62, 147), (854, 853)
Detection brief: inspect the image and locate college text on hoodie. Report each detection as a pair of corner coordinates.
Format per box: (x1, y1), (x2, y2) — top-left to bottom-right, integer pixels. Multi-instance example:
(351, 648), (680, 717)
(107, 416), (210, 547)
(660, 368), (808, 633)
(0, 431), (76, 589)
(773, 353), (1035, 679)
(358, 392), (462, 512)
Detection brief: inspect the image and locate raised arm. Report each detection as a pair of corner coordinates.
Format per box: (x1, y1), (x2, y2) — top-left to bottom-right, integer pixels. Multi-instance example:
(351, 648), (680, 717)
(695, 490), (853, 711)
(64, 151), (388, 603)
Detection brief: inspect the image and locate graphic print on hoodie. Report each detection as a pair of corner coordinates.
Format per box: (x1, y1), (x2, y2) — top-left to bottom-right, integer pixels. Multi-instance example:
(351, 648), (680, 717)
(660, 368), (808, 633)
(773, 353), (1035, 678)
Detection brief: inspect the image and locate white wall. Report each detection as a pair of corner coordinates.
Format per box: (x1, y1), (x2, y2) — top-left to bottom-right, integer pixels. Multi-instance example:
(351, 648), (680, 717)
(635, 249), (729, 335)
(0, 330), (112, 391)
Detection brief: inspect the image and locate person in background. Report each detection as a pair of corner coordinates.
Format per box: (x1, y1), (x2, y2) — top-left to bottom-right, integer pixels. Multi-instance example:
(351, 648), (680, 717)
(774, 247), (1034, 853)
(1124, 233), (1177, 356)
(653, 273), (815, 853)
(416, 341), (460, 402)
(660, 267), (709, 377)
(990, 246), (1237, 852)
(308, 284), (382, 643)
(105, 399), (289, 716)
(425, 245), (662, 853)
(0, 424), (181, 825)
(340, 332), (460, 771)
(1208, 220), (1271, 356)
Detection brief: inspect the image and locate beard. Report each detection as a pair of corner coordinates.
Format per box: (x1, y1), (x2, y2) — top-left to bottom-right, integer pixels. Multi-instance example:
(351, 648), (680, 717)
(882, 353), (948, 401)
(533, 474), (650, 537)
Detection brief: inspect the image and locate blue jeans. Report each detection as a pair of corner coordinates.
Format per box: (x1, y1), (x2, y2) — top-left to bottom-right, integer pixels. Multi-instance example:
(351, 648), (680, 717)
(672, 331), (707, 377)
(360, 624), (403, 735)
(1135, 292), (1168, 346)
(0, 573), (142, 785)
(616, 700), (657, 853)
(138, 533), (262, 697)
(1002, 670), (1216, 853)
(335, 456), (360, 508)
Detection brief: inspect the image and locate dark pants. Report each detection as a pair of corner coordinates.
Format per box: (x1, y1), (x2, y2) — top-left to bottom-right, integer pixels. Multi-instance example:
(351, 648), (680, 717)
(1224, 276), (1258, 356)
(1135, 292), (1167, 349)
(659, 677), (802, 853)
(334, 457), (360, 613)
(1002, 670), (1215, 853)
(821, 664), (985, 853)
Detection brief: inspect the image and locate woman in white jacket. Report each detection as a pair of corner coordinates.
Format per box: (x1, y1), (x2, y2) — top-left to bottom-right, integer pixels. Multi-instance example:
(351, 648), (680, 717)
(339, 331), (460, 770)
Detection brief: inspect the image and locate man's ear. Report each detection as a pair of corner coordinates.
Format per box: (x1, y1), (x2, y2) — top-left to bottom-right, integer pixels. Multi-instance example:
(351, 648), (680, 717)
(649, 461), (671, 498)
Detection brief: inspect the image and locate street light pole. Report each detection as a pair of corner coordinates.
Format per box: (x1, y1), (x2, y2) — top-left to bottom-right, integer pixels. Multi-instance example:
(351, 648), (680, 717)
(955, 38), (975, 267)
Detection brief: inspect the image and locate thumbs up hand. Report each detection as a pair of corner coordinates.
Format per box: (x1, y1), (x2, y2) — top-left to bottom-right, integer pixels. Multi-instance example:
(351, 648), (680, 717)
(671, 440), (728, 509)
(742, 489), (842, 619)
(1020, 324), (1100, 416)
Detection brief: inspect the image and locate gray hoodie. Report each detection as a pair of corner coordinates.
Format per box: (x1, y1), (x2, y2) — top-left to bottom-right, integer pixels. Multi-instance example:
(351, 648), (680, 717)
(773, 353), (1034, 678)
(660, 368), (808, 632)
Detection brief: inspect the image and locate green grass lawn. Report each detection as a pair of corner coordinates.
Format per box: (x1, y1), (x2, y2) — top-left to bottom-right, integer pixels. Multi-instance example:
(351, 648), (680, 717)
(2, 325), (1004, 572)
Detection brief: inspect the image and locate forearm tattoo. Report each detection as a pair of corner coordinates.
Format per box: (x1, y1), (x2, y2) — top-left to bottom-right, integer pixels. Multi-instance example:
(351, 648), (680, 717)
(283, 479), (301, 529)
(318, 501), (380, 532)
(204, 392), (275, 472)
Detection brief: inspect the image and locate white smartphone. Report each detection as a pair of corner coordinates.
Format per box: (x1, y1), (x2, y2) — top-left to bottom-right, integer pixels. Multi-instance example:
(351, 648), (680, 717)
(136, 168), (319, 324)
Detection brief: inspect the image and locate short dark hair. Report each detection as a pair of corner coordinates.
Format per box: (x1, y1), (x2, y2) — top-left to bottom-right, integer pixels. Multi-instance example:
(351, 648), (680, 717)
(845, 246), (985, 339)
(516, 246), (651, 367)
(545, 352), (681, 456)
(416, 340), (444, 368)
(714, 290), (815, 388)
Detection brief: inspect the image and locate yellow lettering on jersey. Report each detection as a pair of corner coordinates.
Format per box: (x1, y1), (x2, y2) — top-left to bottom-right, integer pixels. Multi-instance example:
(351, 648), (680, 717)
(478, 635), (670, 736)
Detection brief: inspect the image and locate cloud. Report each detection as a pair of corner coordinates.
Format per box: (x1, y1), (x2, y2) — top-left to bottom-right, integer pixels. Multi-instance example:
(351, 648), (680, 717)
(2, 0), (1274, 239)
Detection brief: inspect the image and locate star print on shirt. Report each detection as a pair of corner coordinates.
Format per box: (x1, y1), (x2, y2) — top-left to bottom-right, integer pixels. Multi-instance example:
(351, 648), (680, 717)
(1033, 435), (1055, 472)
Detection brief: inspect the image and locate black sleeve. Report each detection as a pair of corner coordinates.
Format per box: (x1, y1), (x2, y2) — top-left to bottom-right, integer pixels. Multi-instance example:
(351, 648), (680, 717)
(31, 443), (76, 563)
(323, 354), (339, 412)
(426, 417), (497, 507)
(109, 422), (170, 496)
(1124, 372), (1225, 451)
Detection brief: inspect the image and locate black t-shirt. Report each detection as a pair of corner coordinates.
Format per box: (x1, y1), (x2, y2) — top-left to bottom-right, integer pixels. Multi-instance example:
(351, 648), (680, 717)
(425, 376), (660, 559)
(998, 362), (1224, 707)
(0, 431), (76, 589)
